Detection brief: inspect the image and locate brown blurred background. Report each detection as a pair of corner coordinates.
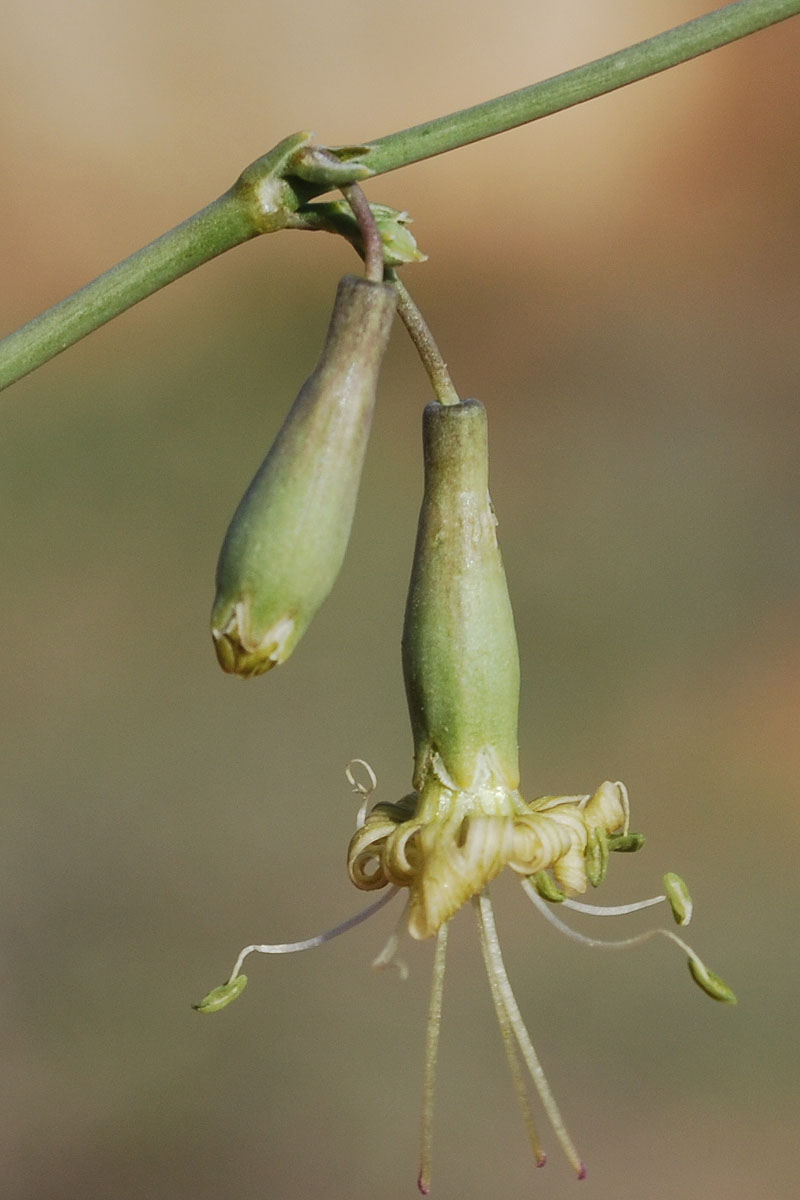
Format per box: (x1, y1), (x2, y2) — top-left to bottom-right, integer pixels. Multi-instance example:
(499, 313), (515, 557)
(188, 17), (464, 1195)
(1, 2), (798, 1198)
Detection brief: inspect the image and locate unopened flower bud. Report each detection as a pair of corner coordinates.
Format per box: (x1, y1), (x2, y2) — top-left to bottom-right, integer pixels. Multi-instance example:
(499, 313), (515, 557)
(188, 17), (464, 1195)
(212, 275), (396, 676)
(402, 398), (520, 790)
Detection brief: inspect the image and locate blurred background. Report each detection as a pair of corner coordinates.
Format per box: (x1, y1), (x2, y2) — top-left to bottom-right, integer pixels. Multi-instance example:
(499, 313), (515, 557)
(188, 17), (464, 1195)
(1, 1), (798, 1197)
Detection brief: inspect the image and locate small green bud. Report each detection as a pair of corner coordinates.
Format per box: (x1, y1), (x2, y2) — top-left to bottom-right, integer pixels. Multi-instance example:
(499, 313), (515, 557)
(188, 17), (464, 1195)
(212, 275), (396, 676)
(193, 974), (248, 1013)
(402, 399), (520, 790)
(687, 956), (737, 1004)
(663, 872), (693, 926)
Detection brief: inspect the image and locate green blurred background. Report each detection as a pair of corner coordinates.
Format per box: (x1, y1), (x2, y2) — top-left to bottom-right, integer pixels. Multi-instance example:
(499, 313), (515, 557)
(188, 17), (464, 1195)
(2, 2), (798, 1197)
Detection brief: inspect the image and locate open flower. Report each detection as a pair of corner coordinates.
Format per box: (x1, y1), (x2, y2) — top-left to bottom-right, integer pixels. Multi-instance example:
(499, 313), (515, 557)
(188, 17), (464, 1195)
(196, 397), (735, 1191)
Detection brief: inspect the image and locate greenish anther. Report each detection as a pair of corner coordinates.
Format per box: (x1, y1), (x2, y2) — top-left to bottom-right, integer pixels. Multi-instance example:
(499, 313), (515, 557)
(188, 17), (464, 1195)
(664, 871), (694, 926)
(193, 974), (248, 1013)
(585, 827), (609, 888)
(608, 831), (646, 852)
(530, 870), (566, 903)
(688, 956), (738, 1004)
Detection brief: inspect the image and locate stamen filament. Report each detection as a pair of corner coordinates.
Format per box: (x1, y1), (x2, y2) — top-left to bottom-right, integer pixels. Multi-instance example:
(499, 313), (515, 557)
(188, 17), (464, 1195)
(562, 894), (666, 917)
(522, 879), (736, 1003)
(473, 896), (546, 1168)
(476, 891), (586, 1179)
(419, 922), (449, 1196)
(228, 888), (399, 981)
(524, 878), (689, 952)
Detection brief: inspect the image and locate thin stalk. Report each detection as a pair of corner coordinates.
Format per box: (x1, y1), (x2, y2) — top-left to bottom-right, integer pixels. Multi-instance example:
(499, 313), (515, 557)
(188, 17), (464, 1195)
(2, 1), (799, 391)
(390, 273), (460, 406)
(341, 184), (384, 283)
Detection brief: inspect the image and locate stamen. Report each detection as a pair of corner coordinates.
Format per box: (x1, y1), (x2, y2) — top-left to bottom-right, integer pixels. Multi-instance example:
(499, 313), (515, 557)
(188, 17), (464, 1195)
(227, 888), (399, 982)
(473, 896), (546, 1169)
(476, 891), (586, 1179)
(418, 922), (448, 1196)
(562, 895), (666, 917)
(521, 879), (736, 1004)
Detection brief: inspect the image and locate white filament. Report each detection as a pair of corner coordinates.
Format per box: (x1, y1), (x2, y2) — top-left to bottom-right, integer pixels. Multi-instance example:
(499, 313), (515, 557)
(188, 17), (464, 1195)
(228, 888), (399, 981)
(562, 894), (666, 917)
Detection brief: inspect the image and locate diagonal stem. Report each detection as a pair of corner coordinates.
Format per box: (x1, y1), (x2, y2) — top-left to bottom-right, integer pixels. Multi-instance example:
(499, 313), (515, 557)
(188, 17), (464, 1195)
(2, 2), (799, 391)
(362, 0), (800, 175)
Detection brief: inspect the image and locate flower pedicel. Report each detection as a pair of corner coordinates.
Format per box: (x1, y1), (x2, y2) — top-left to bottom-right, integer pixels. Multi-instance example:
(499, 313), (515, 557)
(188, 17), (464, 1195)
(197, 396), (735, 1192)
(211, 273), (395, 676)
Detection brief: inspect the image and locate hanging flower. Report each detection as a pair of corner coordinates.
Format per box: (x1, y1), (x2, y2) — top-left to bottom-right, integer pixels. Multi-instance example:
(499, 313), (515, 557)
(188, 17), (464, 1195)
(196, 397), (735, 1193)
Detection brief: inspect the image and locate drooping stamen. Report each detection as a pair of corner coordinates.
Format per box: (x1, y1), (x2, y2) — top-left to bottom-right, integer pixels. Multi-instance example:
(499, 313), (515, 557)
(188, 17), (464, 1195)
(226, 888), (400, 982)
(473, 896), (546, 1169)
(476, 891), (586, 1179)
(521, 879), (736, 1004)
(418, 922), (449, 1196)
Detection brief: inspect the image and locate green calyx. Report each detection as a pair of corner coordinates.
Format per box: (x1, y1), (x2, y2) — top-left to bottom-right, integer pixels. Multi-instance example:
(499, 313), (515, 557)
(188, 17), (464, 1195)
(402, 399), (520, 791)
(211, 274), (396, 676)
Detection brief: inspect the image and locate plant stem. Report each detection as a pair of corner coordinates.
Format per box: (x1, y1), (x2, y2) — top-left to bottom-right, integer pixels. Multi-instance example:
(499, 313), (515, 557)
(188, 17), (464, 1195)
(362, 0), (800, 175)
(0, 192), (254, 391)
(2, 0), (799, 391)
(0, 132), (313, 391)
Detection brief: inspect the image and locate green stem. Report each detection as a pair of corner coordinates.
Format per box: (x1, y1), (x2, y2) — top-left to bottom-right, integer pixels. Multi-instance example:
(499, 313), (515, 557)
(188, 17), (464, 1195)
(0, 132), (313, 391)
(362, 0), (800, 175)
(2, 1), (799, 391)
(0, 193), (254, 390)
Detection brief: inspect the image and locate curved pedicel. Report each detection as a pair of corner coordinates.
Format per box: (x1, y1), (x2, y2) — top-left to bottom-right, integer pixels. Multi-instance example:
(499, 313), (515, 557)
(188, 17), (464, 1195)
(211, 275), (396, 676)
